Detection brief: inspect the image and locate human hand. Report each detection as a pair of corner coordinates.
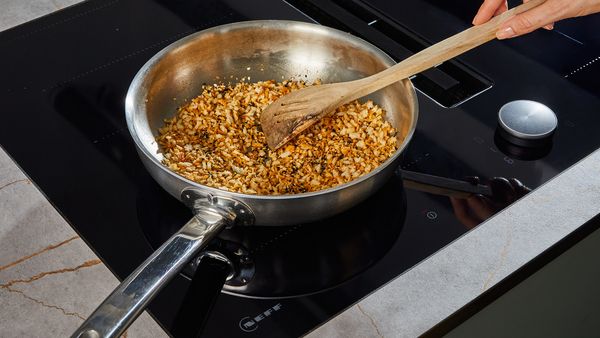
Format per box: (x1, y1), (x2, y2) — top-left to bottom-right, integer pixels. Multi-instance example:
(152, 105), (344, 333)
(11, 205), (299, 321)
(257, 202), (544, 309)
(450, 177), (531, 229)
(473, 0), (600, 39)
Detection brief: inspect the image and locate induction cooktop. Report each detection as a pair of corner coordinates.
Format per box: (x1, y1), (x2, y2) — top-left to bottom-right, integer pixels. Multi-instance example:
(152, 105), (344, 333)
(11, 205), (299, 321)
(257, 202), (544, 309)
(1, 0), (598, 337)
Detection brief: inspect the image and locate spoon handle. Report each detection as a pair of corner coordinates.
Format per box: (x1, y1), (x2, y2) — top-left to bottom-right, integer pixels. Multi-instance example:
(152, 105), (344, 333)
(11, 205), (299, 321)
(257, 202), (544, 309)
(351, 0), (545, 99)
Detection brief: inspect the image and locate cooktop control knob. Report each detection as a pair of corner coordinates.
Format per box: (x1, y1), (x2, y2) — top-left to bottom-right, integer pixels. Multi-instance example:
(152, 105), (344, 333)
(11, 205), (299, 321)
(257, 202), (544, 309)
(498, 100), (557, 147)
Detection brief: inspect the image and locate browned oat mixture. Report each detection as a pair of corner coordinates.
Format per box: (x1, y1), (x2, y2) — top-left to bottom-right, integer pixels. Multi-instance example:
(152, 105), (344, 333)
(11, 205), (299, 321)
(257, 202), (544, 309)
(157, 80), (398, 194)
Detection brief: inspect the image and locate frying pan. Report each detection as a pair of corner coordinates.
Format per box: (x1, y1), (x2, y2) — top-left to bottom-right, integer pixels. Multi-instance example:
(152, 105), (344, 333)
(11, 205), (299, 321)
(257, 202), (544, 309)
(73, 20), (418, 338)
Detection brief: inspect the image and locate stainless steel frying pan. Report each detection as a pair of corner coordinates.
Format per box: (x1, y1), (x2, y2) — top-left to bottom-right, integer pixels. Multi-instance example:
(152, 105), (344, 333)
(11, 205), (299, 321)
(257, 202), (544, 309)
(73, 20), (418, 338)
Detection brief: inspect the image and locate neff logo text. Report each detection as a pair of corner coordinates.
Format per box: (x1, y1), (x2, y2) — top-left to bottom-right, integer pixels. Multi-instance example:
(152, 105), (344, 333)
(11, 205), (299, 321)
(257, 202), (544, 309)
(239, 303), (283, 332)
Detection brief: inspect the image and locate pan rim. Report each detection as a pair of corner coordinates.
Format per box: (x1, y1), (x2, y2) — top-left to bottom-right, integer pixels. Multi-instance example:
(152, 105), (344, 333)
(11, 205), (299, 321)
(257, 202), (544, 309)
(125, 19), (419, 201)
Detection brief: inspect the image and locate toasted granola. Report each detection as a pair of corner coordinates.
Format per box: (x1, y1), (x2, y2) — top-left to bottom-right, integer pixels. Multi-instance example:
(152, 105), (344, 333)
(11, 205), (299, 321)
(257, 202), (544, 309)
(157, 80), (398, 194)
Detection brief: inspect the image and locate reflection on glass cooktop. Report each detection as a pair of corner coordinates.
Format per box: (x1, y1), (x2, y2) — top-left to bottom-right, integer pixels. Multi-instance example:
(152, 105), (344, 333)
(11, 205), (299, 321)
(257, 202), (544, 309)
(139, 174), (407, 298)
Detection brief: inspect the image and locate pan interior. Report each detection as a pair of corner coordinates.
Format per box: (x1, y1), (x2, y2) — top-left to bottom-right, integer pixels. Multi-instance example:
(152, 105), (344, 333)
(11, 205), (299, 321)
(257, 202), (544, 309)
(127, 21), (416, 184)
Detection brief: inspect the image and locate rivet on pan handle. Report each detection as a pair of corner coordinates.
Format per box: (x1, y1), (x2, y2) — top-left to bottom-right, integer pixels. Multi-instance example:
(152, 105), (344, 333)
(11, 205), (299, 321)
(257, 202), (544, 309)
(181, 189), (255, 227)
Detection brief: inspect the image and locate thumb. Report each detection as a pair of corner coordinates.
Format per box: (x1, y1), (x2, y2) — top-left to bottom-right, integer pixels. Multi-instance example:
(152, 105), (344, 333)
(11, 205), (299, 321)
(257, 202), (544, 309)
(496, 2), (558, 39)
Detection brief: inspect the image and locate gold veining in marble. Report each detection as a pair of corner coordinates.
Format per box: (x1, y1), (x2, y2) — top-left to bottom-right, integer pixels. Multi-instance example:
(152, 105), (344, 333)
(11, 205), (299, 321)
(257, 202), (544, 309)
(0, 235), (79, 272)
(0, 235), (101, 324)
(0, 178), (30, 192)
(357, 304), (384, 338)
(2, 286), (86, 319)
(482, 226), (514, 291)
(1, 259), (101, 288)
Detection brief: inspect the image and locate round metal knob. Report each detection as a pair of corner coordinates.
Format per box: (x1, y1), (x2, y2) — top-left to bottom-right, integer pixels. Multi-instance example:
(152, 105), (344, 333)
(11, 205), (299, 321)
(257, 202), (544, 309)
(498, 100), (557, 146)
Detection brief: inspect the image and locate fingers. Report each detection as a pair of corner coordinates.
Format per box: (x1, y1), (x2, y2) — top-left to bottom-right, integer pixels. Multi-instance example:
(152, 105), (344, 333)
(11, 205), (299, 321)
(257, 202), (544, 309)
(496, 1), (565, 39)
(493, 2), (509, 17)
(465, 195), (496, 221)
(473, 0), (508, 25)
(450, 197), (480, 229)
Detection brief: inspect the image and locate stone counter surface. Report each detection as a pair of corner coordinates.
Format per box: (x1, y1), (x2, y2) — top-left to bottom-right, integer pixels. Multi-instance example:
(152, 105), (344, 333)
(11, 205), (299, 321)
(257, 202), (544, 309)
(0, 147), (168, 337)
(306, 150), (600, 338)
(0, 6), (165, 333)
(3, 2), (600, 338)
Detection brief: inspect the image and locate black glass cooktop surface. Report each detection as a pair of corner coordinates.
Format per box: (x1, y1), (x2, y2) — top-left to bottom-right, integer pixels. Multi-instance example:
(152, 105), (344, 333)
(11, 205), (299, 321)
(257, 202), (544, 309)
(1, 0), (598, 337)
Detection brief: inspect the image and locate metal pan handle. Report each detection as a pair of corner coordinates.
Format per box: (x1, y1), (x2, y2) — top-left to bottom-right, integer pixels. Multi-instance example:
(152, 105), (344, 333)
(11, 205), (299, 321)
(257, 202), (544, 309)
(71, 209), (231, 338)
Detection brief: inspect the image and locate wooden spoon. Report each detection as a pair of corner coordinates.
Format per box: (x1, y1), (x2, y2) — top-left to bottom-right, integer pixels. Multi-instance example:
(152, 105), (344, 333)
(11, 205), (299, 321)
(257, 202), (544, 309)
(260, 0), (544, 150)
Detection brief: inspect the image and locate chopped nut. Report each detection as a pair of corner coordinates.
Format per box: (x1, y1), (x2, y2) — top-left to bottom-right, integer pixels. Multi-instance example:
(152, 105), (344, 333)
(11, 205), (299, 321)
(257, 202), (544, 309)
(157, 80), (399, 195)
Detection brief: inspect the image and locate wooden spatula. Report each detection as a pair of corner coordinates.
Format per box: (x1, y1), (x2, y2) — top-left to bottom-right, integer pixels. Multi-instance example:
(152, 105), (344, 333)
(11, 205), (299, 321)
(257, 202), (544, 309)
(260, 0), (544, 150)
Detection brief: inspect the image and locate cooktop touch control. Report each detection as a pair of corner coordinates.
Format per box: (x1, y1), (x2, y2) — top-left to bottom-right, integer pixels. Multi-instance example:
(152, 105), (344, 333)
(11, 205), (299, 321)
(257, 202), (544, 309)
(498, 100), (558, 146)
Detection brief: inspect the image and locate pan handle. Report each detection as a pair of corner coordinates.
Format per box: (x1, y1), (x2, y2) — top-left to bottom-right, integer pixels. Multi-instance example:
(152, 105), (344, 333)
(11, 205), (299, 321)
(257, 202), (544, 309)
(72, 209), (231, 338)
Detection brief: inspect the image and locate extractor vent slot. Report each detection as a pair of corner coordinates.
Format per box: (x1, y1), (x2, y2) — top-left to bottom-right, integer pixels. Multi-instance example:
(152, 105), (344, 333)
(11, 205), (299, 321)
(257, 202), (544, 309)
(286, 0), (493, 108)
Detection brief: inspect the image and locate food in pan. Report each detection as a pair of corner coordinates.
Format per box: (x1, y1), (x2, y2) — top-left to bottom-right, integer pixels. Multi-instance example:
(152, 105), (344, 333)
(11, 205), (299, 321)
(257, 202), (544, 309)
(157, 80), (398, 195)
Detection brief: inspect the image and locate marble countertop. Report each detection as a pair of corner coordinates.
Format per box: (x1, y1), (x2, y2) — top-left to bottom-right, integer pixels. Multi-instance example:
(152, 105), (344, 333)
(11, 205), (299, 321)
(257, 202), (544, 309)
(2, 2), (600, 338)
(0, 147), (167, 337)
(1, 5), (166, 337)
(307, 149), (600, 337)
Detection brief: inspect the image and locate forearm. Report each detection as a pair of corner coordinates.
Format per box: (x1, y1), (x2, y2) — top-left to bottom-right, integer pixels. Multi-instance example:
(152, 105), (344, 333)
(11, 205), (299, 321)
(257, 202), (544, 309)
(473, 0), (600, 39)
